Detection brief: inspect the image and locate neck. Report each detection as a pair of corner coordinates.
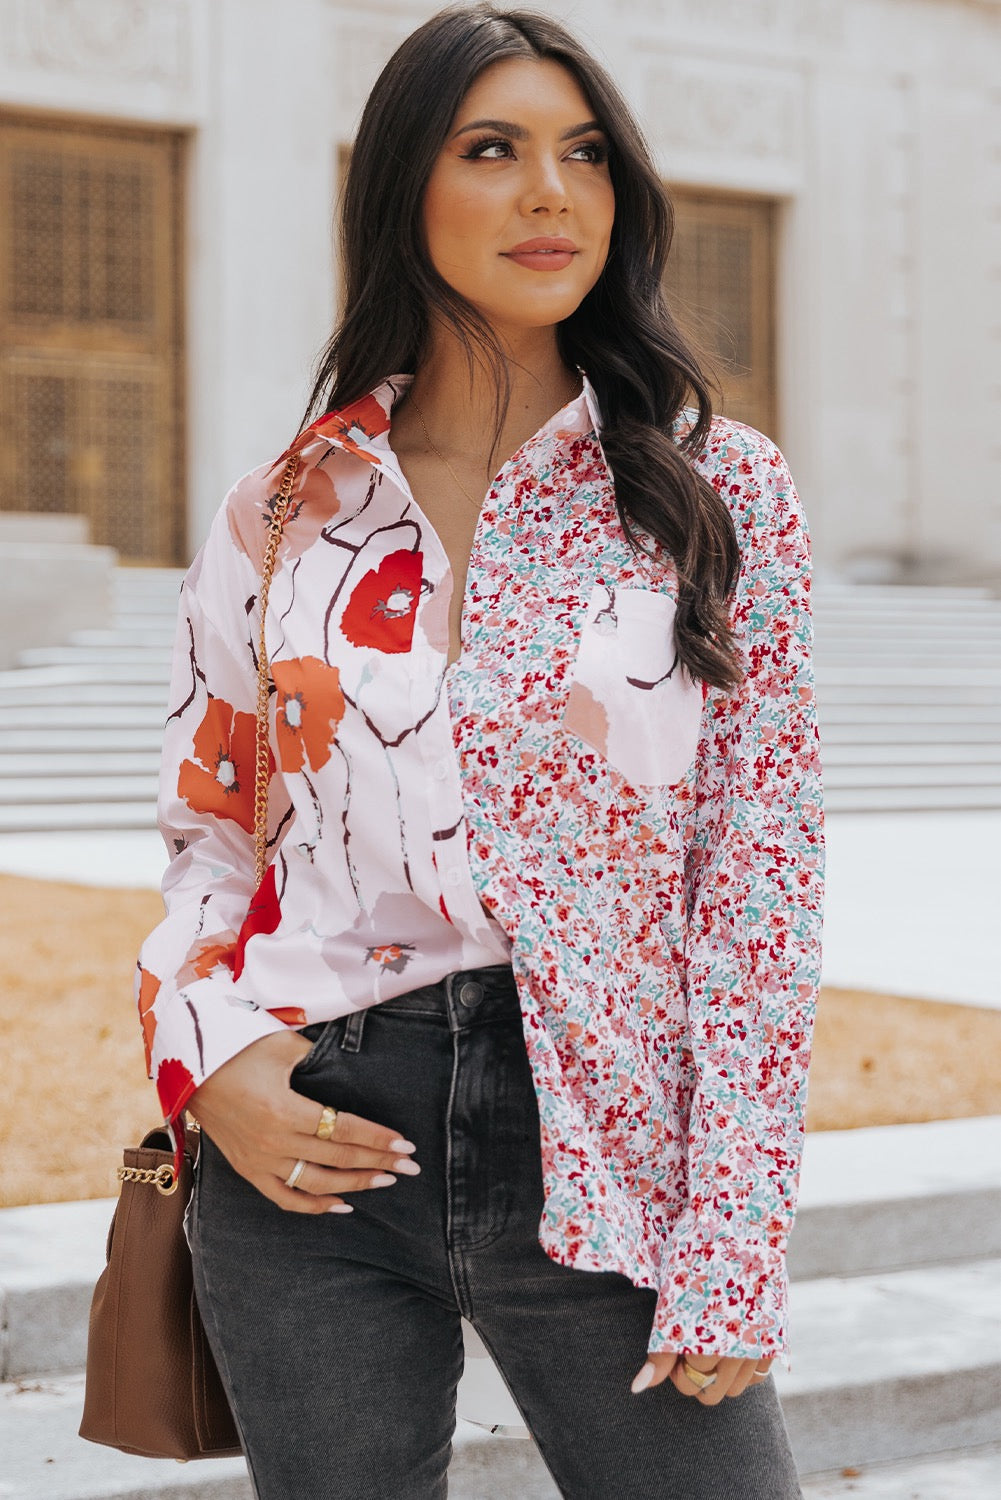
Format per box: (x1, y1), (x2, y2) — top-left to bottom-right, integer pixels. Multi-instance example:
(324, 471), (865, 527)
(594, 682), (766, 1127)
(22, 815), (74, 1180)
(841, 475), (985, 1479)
(404, 324), (580, 464)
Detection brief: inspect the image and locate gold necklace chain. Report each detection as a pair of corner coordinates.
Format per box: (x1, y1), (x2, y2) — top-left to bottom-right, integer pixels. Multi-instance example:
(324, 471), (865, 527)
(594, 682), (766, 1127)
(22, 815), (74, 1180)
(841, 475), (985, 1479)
(410, 397), (483, 510)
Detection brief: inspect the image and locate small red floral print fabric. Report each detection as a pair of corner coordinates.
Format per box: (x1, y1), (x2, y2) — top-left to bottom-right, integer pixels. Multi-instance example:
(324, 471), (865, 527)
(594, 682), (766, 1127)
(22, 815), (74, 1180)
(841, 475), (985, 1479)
(138, 374), (824, 1362)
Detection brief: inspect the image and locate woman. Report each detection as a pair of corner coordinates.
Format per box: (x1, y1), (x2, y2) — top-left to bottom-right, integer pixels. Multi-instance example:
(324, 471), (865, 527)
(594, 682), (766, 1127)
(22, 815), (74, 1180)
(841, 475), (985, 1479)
(137, 5), (824, 1496)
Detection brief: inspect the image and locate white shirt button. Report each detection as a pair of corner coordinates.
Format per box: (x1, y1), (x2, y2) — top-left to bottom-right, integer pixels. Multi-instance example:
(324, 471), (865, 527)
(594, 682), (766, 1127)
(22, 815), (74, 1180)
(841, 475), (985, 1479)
(433, 759), (451, 782)
(445, 868), (462, 888)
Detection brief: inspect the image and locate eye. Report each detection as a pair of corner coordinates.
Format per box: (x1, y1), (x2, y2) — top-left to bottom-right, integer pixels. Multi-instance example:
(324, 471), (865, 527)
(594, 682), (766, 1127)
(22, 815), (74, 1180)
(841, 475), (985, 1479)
(566, 139), (609, 165)
(460, 136), (514, 161)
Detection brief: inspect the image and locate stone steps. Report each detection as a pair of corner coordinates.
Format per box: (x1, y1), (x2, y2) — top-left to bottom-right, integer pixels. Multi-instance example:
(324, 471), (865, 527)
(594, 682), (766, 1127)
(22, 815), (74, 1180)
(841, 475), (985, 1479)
(2, 707), (168, 730)
(818, 681), (1000, 701)
(813, 583), (996, 602)
(1, 1118), (998, 1497)
(70, 628), (177, 648)
(0, 776), (158, 806)
(0, 1383), (561, 1500)
(821, 760), (1001, 785)
(820, 742), (1001, 764)
(0, 803), (158, 834)
(16, 647), (174, 669)
(788, 1116), (1001, 1280)
(0, 753), (162, 778)
(778, 1259), (1000, 1473)
(801, 1445), (1001, 1499)
(0, 668), (171, 693)
(824, 785), (1001, 811)
(0, 729), (165, 754)
(819, 721), (1000, 739)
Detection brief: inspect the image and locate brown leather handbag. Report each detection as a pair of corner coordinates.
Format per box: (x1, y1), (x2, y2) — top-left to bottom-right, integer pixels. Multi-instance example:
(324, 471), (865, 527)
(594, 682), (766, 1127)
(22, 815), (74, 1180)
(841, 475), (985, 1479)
(78, 1124), (241, 1459)
(79, 451), (301, 1461)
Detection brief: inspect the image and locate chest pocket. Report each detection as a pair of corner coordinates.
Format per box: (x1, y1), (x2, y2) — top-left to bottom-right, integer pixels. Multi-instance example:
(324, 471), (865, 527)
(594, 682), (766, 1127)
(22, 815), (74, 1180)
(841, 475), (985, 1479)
(562, 583), (705, 787)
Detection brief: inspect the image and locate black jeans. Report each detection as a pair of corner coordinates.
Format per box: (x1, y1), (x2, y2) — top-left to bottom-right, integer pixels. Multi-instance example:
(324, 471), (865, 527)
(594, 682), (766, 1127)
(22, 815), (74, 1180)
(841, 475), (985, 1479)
(189, 964), (802, 1499)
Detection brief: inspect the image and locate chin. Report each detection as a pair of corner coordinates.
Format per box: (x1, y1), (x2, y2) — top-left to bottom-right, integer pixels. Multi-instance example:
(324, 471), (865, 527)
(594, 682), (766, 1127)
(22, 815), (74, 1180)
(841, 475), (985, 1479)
(474, 292), (593, 334)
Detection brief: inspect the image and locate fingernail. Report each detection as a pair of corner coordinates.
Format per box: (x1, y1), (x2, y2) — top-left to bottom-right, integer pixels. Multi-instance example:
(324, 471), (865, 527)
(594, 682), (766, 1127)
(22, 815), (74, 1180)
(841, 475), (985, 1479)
(372, 1173), (397, 1187)
(328, 1203), (353, 1214)
(390, 1138), (416, 1153)
(631, 1362), (655, 1395)
(393, 1158), (421, 1175)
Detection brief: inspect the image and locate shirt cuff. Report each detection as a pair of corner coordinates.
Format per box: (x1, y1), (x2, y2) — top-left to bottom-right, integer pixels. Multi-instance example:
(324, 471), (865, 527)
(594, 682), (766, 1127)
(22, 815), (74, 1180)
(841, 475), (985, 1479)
(150, 974), (289, 1124)
(649, 1227), (790, 1360)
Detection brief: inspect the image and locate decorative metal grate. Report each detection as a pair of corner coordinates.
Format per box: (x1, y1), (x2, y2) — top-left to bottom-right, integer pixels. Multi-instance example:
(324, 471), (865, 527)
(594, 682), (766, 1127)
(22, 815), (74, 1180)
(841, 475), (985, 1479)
(664, 190), (777, 440)
(0, 116), (185, 563)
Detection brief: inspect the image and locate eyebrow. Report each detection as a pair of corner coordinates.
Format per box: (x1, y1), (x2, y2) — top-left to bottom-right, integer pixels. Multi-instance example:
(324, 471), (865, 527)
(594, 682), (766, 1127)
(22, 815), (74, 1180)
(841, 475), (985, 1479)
(451, 118), (604, 142)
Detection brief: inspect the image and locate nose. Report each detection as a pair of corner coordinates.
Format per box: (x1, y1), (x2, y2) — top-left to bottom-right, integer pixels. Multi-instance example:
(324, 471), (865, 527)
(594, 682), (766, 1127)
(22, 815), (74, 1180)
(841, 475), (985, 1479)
(520, 152), (572, 216)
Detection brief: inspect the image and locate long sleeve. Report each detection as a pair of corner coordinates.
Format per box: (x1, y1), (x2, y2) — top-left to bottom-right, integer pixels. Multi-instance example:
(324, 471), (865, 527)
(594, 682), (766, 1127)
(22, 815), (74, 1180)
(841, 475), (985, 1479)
(136, 491), (289, 1125)
(650, 430), (825, 1358)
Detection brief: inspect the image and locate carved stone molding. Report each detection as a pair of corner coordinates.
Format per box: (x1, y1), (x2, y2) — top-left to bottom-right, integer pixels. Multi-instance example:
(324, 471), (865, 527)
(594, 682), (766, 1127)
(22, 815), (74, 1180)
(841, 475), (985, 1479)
(644, 58), (804, 168)
(335, 22), (414, 125)
(6, 0), (192, 85)
(619, 0), (843, 46)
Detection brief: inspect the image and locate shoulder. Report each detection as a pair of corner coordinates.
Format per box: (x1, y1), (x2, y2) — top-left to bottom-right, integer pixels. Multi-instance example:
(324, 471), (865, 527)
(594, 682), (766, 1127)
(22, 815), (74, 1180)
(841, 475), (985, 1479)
(206, 456), (290, 578)
(683, 413), (802, 549)
(194, 381), (401, 588)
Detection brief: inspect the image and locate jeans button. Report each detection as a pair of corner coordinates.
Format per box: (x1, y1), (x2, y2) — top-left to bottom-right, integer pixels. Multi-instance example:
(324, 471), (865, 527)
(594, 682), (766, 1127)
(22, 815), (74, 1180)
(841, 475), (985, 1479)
(458, 980), (483, 1008)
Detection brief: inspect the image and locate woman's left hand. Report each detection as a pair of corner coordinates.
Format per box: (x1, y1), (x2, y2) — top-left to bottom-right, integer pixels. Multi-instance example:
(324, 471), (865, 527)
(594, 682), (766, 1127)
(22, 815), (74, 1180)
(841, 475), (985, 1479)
(631, 1351), (774, 1403)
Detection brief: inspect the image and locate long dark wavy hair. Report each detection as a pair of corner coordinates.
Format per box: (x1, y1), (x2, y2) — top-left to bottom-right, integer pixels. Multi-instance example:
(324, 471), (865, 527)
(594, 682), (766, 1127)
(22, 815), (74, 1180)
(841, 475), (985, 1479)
(302, 3), (743, 690)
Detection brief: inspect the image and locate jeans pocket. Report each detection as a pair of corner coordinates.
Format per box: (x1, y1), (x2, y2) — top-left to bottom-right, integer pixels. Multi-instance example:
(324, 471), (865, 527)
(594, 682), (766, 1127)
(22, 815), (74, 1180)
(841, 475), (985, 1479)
(289, 1018), (346, 1080)
(562, 583), (705, 786)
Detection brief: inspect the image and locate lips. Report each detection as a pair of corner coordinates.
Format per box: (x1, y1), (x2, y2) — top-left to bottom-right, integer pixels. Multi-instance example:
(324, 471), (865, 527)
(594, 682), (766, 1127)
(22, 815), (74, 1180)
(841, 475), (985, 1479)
(506, 237), (579, 255)
(502, 237), (580, 272)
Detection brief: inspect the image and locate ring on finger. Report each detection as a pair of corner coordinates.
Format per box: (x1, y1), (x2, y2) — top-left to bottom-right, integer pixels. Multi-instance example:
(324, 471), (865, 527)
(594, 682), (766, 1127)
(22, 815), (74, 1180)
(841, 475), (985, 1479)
(315, 1105), (338, 1141)
(284, 1158), (307, 1190)
(682, 1361), (718, 1392)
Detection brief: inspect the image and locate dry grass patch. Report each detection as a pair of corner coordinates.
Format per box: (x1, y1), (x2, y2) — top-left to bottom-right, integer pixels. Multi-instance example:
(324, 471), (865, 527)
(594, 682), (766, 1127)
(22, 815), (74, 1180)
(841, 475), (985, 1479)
(1, 874), (999, 1207)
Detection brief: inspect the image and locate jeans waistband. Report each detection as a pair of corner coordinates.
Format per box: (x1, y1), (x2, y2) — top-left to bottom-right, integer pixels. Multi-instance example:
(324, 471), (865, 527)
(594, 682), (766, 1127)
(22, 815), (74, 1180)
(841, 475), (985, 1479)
(373, 963), (520, 1033)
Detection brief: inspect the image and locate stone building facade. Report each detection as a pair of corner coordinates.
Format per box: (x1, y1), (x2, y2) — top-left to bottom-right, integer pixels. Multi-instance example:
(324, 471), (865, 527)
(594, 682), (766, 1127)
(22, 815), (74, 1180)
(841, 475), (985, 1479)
(1, 0), (999, 584)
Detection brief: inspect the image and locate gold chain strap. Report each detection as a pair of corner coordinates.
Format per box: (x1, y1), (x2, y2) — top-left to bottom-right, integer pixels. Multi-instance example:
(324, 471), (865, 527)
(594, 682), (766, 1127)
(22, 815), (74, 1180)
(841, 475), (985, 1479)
(117, 1163), (179, 1196)
(128, 455), (297, 1195)
(254, 453), (301, 889)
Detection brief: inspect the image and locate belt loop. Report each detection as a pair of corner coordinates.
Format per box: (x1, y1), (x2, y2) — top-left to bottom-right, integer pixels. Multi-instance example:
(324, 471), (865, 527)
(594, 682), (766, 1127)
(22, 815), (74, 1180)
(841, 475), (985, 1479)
(340, 1009), (368, 1053)
(443, 971), (462, 1034)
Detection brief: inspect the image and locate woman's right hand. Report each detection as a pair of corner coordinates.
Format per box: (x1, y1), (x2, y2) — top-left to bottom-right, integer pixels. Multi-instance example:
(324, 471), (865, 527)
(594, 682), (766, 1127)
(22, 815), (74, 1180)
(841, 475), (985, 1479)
(186, 1029), (420, 1213)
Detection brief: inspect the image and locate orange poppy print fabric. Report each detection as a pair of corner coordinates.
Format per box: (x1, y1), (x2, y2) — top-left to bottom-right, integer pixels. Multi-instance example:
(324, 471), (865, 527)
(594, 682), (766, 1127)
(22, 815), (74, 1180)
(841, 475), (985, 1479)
(136, 374), (823, 1362)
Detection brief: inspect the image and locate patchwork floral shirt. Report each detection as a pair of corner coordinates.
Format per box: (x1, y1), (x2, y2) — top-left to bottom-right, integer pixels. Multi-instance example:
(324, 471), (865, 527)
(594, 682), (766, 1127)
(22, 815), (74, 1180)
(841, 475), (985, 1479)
(138, 374), (824, 1359)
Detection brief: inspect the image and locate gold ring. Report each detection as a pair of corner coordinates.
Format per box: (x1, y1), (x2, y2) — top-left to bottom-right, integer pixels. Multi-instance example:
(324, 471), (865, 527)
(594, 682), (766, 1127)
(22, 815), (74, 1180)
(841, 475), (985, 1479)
(682, 1361), (718, 1391)
(284, 1158), (307, 1189)
(315, 1105), (338, 1140)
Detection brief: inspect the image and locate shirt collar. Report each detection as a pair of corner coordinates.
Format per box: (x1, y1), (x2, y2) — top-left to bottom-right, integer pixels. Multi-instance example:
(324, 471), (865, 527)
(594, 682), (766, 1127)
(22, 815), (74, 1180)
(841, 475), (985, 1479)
(299, 370), (603, 474)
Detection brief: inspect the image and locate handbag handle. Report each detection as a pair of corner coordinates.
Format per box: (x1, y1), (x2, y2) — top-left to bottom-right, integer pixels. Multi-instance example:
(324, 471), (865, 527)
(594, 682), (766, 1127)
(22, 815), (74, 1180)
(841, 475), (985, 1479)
(253, 452), (301, 888)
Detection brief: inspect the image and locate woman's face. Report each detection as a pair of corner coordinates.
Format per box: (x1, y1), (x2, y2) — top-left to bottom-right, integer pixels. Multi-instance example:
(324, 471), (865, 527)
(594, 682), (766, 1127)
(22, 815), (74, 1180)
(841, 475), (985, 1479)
(423, 57), (615, 340)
